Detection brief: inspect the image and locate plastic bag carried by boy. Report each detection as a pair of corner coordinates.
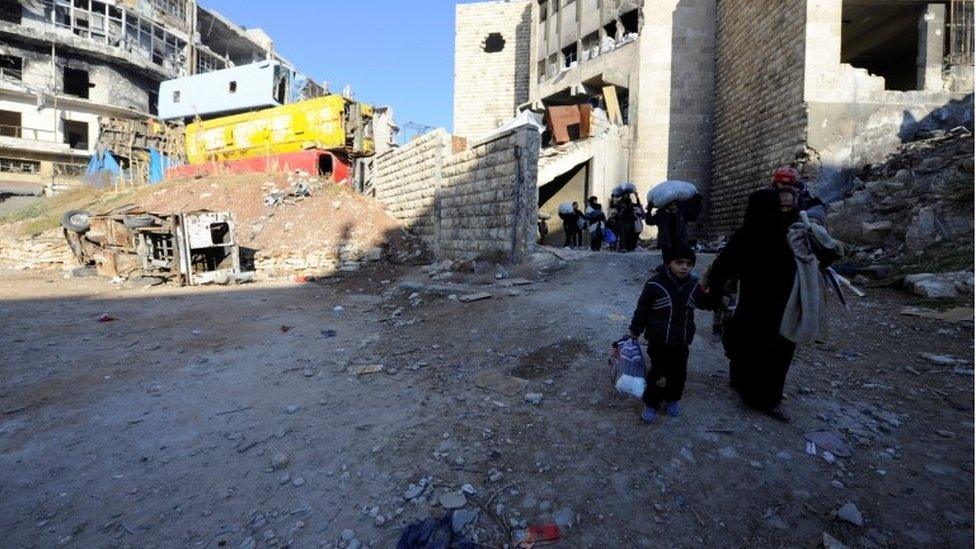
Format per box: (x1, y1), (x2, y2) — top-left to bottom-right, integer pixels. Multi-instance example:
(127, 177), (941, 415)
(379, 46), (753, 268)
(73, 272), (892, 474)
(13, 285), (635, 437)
(608, 337), (646, 398)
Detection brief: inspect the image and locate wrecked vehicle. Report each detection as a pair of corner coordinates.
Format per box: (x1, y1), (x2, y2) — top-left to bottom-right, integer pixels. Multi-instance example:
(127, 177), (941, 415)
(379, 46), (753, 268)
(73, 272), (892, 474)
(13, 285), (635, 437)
(61, 205), (253, 286)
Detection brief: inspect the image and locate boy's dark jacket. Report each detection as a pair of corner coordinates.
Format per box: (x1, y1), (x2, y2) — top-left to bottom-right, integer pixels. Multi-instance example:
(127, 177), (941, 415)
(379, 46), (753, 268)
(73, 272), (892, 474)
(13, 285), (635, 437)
(630, 264), (709, 346)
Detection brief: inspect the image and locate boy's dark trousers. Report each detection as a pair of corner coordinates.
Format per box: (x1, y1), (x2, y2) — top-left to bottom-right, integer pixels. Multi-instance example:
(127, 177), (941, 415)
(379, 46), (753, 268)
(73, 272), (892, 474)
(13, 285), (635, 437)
(642, 344), (690, 407)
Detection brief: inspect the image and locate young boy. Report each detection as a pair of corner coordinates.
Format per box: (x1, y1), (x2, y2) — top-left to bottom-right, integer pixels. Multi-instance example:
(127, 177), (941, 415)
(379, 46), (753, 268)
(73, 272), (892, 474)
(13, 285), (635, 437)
(628, 244), (703, 423)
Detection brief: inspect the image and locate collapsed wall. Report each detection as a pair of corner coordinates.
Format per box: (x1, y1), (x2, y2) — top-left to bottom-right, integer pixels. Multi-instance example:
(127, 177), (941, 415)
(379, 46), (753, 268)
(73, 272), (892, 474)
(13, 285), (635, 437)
(372, 126), (540, 261)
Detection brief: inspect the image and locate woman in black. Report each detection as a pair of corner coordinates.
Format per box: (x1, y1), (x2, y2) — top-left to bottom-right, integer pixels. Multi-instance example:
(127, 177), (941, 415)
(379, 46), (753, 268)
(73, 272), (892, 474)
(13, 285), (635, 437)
(703, 188), (799, 421)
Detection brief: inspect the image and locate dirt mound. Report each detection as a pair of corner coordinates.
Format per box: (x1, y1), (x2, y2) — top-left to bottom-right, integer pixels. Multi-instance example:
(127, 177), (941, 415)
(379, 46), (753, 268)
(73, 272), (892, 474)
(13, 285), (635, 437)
(137, 173), (423, 255)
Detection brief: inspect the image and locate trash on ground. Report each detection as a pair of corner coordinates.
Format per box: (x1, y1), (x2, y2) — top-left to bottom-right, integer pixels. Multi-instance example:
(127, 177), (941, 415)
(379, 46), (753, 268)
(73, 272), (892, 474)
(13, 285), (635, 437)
(98, 314), (116, 323)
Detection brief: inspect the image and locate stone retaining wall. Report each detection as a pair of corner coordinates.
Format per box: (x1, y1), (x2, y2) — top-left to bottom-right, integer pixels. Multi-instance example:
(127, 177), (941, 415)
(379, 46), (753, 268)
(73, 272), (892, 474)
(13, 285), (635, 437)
(373, 126), (540, 261)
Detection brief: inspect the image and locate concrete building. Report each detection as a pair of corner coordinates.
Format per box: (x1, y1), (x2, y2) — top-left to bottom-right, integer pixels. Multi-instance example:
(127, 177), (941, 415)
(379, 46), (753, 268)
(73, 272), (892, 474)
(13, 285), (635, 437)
(0, 0), (304, 194)
(709, 0), (975, 233)
(454, 0), (974, 237)
(453, 1), (532, 141)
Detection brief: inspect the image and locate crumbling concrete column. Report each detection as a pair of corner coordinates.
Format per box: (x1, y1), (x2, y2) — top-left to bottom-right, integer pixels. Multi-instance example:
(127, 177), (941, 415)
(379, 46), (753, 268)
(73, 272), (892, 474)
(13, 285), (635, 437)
(918, 3), (946, 92)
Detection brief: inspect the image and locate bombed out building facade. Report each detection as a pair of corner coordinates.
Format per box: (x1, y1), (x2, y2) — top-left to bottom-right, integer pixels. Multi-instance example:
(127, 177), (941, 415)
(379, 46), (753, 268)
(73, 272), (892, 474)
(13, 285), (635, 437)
(0, 0), (303, 194)
(453, 0), (974, 237)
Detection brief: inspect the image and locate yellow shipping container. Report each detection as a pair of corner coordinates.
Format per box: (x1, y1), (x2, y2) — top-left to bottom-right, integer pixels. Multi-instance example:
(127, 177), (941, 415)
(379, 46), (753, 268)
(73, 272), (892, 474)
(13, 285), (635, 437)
(184, 95), (374, 165)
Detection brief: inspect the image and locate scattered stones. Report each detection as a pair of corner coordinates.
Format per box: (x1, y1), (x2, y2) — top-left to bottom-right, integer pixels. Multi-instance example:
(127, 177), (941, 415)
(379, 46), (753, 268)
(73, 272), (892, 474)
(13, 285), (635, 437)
(804, 431), (852, 458)
(451, 509), (478, 533)
(271, 453), (290, 470)
(836, 503), (864, 526)
(523, 393), (543, 405)
(285, 404), (300, 414)
(291, 476), (305, 487)
(438, 492), (467, 510)
(904, 271), (974, 299)
(554, 507), (576, 529)
(460, 483), (477, 495)
(749, 460), (764, 470)
(920, 352), (967, 366)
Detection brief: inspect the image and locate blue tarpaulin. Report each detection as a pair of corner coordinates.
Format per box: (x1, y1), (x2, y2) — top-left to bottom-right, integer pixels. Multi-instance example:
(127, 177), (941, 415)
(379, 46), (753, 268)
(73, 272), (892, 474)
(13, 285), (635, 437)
(148, 148), (171, 184)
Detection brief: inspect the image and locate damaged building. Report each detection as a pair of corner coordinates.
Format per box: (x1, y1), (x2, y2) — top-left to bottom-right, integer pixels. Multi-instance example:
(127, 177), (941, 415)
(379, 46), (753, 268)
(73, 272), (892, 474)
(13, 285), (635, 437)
(452, 0), (974, 238)
(0, 0), (310, 194)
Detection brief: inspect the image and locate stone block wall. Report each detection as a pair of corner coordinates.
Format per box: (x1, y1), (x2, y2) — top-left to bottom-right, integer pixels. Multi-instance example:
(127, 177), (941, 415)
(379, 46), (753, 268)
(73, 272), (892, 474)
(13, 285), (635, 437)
(373, 126), (540, 261)
(453, 1), (532, 141)
(439, 128), (540, 260)
(373, 129), (451, 243)
(708, 0), (809, 235)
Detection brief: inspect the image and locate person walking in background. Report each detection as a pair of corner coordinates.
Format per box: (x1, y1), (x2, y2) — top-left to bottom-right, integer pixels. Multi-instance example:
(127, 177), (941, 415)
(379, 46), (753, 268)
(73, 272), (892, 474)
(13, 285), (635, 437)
(570, 201), (585, 248)
(585, 196), (607, 251)
(647, 191), (702, 257)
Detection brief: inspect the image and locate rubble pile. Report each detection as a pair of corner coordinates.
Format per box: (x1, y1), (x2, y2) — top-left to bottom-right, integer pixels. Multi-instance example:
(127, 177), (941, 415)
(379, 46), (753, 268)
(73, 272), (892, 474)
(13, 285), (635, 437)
(826, 130), (974, 296)
(0, 224), (74, 270)
(0, 173), (430, 279)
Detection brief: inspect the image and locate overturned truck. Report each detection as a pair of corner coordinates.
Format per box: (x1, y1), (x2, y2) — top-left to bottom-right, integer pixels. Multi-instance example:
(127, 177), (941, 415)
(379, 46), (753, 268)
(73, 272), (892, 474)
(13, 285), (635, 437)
(62, 206), (253, 286)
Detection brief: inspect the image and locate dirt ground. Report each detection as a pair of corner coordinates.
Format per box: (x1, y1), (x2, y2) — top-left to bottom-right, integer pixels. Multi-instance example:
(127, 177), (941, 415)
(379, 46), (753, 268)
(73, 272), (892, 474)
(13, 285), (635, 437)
(0, 250), (972, 548)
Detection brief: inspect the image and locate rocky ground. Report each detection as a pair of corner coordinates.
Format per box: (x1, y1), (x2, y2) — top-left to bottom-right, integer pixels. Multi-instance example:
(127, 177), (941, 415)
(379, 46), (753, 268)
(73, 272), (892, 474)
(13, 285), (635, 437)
(827, 130), (974, 301)
(0, 249), (972, 548)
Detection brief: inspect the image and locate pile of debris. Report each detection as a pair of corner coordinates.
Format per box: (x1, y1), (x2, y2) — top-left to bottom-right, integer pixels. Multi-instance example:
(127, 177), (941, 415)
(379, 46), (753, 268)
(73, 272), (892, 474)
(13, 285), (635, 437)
(826, 129), (974, 297)
(0, 173), (430, 281)
(0, 224), (75, 271)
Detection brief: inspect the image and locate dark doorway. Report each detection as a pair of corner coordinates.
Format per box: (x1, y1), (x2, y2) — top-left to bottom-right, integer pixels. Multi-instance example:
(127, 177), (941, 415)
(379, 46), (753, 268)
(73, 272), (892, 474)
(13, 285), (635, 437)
(318, 154), (333, 179)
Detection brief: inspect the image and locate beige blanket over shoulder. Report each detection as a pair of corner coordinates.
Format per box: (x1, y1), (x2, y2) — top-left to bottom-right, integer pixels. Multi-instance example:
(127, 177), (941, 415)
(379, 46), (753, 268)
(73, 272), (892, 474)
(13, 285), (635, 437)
(780, 216), (845, 344)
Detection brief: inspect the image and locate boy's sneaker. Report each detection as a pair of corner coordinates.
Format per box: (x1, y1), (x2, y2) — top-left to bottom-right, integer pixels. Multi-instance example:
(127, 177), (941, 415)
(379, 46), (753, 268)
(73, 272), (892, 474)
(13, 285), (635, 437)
(665, 401), (681, 417)
(641, 407), (657, 424)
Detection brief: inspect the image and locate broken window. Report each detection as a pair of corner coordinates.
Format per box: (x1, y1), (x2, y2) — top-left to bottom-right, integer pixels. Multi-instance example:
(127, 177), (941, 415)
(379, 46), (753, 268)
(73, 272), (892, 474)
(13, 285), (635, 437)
(0, 158), (40, 173)
(275, 77), (286, 103)
(172, 90), (181, 103)
(54, 0), (70, 28)
(148, 90), (158, 115)
(63, 119), (89, 149)
(949, 0), (974, 65)
(562, 43), (578, 68)
(581, 31), (600, 60)
(228, 80), (237, 93)
(484, 32), (506, 53)
(0, 0), (23, 23)
(547, 53), (558, 77)
(537, 59), (547, 82)
(841, 3), (921, 91)
(63, 67), (91, 98)
(621, 9), (638, 35)
(539, 0), (547, 22)
(603, 20), (618, 41)
(0, 54), (22, 81)
(0, 110), (21, 138)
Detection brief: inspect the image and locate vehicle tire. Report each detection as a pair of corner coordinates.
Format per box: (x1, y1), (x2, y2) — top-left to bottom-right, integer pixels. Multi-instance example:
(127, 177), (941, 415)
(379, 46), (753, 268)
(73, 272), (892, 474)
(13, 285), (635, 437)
(123, 215), (155, 229)
(61, 210), (91, 232)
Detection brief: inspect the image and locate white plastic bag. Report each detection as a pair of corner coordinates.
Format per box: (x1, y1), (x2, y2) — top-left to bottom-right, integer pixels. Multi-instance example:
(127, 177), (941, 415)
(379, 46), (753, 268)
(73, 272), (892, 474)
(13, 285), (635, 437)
(611, 182), (637, 197)
(647, 180), (698, 208)
(557, 202), (574, 215)
(608, 337), (646, 398)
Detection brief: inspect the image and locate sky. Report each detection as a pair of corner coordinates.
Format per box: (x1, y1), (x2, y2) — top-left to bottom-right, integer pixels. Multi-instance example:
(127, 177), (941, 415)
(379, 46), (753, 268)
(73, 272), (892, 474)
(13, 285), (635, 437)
(200, 0), (470, 136)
